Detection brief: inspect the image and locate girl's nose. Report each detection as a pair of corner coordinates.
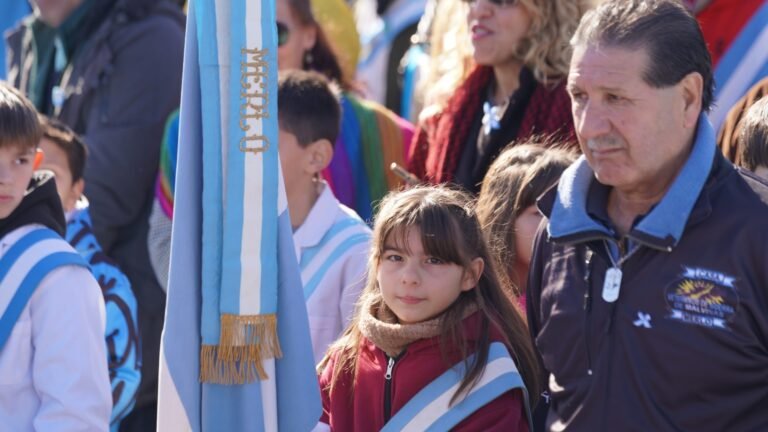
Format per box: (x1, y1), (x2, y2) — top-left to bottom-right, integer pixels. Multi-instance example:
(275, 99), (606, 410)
(400, 264), (420, 287)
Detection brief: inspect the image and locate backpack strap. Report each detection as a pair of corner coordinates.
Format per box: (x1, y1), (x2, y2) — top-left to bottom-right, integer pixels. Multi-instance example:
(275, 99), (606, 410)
(381, 342), (532, 432)
(0, 228), (88, 351)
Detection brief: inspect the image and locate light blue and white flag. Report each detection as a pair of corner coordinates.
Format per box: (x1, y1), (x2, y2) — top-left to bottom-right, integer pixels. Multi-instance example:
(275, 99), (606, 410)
(709, 1), (768, 130)
(157, 0), (321, 429)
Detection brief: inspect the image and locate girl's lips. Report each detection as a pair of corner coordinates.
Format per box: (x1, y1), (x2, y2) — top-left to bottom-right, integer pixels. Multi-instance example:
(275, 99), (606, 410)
(398, 296), (424, 305)
(0, 195), (13, 201)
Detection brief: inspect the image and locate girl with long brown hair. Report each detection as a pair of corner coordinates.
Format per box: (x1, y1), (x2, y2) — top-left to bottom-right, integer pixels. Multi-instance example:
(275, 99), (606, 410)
(317, 186), (538, 431)
(476, 141), (576, 307)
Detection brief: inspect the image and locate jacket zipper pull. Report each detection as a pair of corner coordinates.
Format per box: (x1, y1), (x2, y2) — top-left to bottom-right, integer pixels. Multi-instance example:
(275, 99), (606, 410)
(583, 249), (594, 310)
(584, 248), (594, 376)
(385, 356), (395, 380)
(383, 356), (397, 424)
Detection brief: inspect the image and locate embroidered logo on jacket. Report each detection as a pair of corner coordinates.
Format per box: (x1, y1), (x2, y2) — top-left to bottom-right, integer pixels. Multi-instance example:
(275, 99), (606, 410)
(665, 267), (739, 330)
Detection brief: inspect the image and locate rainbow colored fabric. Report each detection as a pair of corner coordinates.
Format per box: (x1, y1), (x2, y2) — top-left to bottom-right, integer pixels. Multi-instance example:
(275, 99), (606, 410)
(156, 95), (413, 224)
(156, 109), (179, 219)
(323, 92), (414, 222)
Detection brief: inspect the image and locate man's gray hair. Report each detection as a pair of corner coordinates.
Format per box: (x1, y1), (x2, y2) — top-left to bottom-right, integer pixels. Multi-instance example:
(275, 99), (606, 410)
(571, 0), (714, 112)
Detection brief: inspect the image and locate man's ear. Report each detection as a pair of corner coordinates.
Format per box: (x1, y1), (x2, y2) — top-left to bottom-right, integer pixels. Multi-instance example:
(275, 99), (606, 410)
(461, 257), (485, 292)
(306, 138), (334, 174)
(681, 71), (703, 129)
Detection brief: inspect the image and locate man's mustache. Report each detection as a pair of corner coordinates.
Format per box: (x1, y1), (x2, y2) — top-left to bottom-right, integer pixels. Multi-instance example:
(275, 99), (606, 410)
(586, 136), (624, 151)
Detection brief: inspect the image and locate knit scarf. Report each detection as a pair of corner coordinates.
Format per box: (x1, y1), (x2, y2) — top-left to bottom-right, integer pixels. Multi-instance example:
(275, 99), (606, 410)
(359, 295), (478, 357)
(425, 66), (492, 184)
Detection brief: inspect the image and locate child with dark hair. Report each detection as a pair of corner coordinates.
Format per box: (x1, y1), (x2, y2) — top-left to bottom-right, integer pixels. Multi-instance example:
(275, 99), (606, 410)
(38, 117), (141, 431)
(738, 96), (768, 180)
(278, 70), (371, 363)
(0, 82), (110, 429)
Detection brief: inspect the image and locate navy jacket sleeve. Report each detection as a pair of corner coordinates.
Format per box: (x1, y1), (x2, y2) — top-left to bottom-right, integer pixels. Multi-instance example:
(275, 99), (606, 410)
(527, 220), (552, 432)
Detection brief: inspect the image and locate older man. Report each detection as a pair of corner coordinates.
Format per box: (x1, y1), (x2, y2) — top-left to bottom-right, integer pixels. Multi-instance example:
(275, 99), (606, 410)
(527, 0), (768, 430)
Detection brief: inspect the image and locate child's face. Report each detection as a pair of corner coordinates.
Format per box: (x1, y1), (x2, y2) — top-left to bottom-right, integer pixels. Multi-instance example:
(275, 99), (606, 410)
(377, 226), (482, 324)
(0, 144), (37, 219)
(278, 128), (305, 195)
(514, 205), (543, 266)
(38, 138), (79, 212)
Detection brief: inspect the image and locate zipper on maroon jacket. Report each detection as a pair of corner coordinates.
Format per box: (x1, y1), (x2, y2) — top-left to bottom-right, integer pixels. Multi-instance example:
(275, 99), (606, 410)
(583, 249), (594, 376)
(383, 351), (406, 424)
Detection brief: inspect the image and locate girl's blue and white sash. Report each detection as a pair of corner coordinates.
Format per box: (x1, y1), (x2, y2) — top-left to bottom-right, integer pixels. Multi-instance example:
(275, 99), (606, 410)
(0, 228), (87, 351)
(381, 342), (532, 432)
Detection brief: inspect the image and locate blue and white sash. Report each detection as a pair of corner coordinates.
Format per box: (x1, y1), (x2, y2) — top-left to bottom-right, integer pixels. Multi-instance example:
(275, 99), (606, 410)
(381, 342), (532, 432)
(0, 228), (87, 351)
(300, 218), (369, 301)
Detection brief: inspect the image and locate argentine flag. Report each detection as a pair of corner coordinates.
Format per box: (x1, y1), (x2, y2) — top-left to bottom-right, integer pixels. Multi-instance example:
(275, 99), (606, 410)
(709, 1), (768, 130)
(157, 0), (321, 429)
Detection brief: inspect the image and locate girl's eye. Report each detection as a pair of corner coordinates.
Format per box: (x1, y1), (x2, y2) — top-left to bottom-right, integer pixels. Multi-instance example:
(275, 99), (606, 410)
(426, 257), (444, 265)
(384, 253), (403, 262)
(14, 157), (30, 165)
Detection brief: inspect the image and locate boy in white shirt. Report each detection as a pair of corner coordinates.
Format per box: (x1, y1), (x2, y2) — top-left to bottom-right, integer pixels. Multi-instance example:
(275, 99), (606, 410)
(278, 71), (371, 363)
(0, 82), (111, 431)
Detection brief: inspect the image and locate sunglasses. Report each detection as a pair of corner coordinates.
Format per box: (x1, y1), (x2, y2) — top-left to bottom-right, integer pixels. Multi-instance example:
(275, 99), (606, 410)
(277, 21), (289, 47)
(462, 0), (519, 6)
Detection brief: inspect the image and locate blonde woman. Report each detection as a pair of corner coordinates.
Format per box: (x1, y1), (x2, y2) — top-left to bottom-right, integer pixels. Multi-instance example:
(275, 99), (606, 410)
(408, 0), (588, 193)
(410, 0), (476, 123)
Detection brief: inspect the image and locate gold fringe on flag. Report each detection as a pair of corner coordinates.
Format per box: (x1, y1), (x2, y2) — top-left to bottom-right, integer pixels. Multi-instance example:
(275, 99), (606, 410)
(199, 314), (283, 384)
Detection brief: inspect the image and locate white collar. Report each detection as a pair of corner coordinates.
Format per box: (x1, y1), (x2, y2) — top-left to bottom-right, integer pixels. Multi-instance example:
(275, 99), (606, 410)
(293, 182), (340, 250)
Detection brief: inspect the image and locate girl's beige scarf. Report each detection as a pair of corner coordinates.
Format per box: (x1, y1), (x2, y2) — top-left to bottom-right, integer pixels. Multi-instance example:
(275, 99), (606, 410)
(358, 295), (477, 357)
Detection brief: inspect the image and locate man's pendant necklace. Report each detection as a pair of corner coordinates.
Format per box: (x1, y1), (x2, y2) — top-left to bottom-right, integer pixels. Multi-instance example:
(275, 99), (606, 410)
(602, 241), (641, 303)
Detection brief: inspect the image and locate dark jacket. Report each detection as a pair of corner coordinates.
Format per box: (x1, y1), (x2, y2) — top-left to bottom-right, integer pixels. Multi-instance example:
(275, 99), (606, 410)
(526, 117), (768, 431)
(319, 312), (529, 432)
(6, 0), (184, 411)
(0, 171), (65, 238)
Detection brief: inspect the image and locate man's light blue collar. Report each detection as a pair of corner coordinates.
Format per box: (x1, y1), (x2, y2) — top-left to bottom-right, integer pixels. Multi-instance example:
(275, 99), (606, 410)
(547, 114), (716, 250)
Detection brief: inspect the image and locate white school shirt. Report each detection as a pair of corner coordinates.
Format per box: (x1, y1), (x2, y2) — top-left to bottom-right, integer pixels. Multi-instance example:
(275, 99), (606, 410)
(0, 224), (111, 432)
(293, 184), (371, 363)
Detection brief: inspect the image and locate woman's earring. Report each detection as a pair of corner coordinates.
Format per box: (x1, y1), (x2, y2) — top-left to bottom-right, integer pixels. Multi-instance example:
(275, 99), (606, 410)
(303, 50), (314, 69)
